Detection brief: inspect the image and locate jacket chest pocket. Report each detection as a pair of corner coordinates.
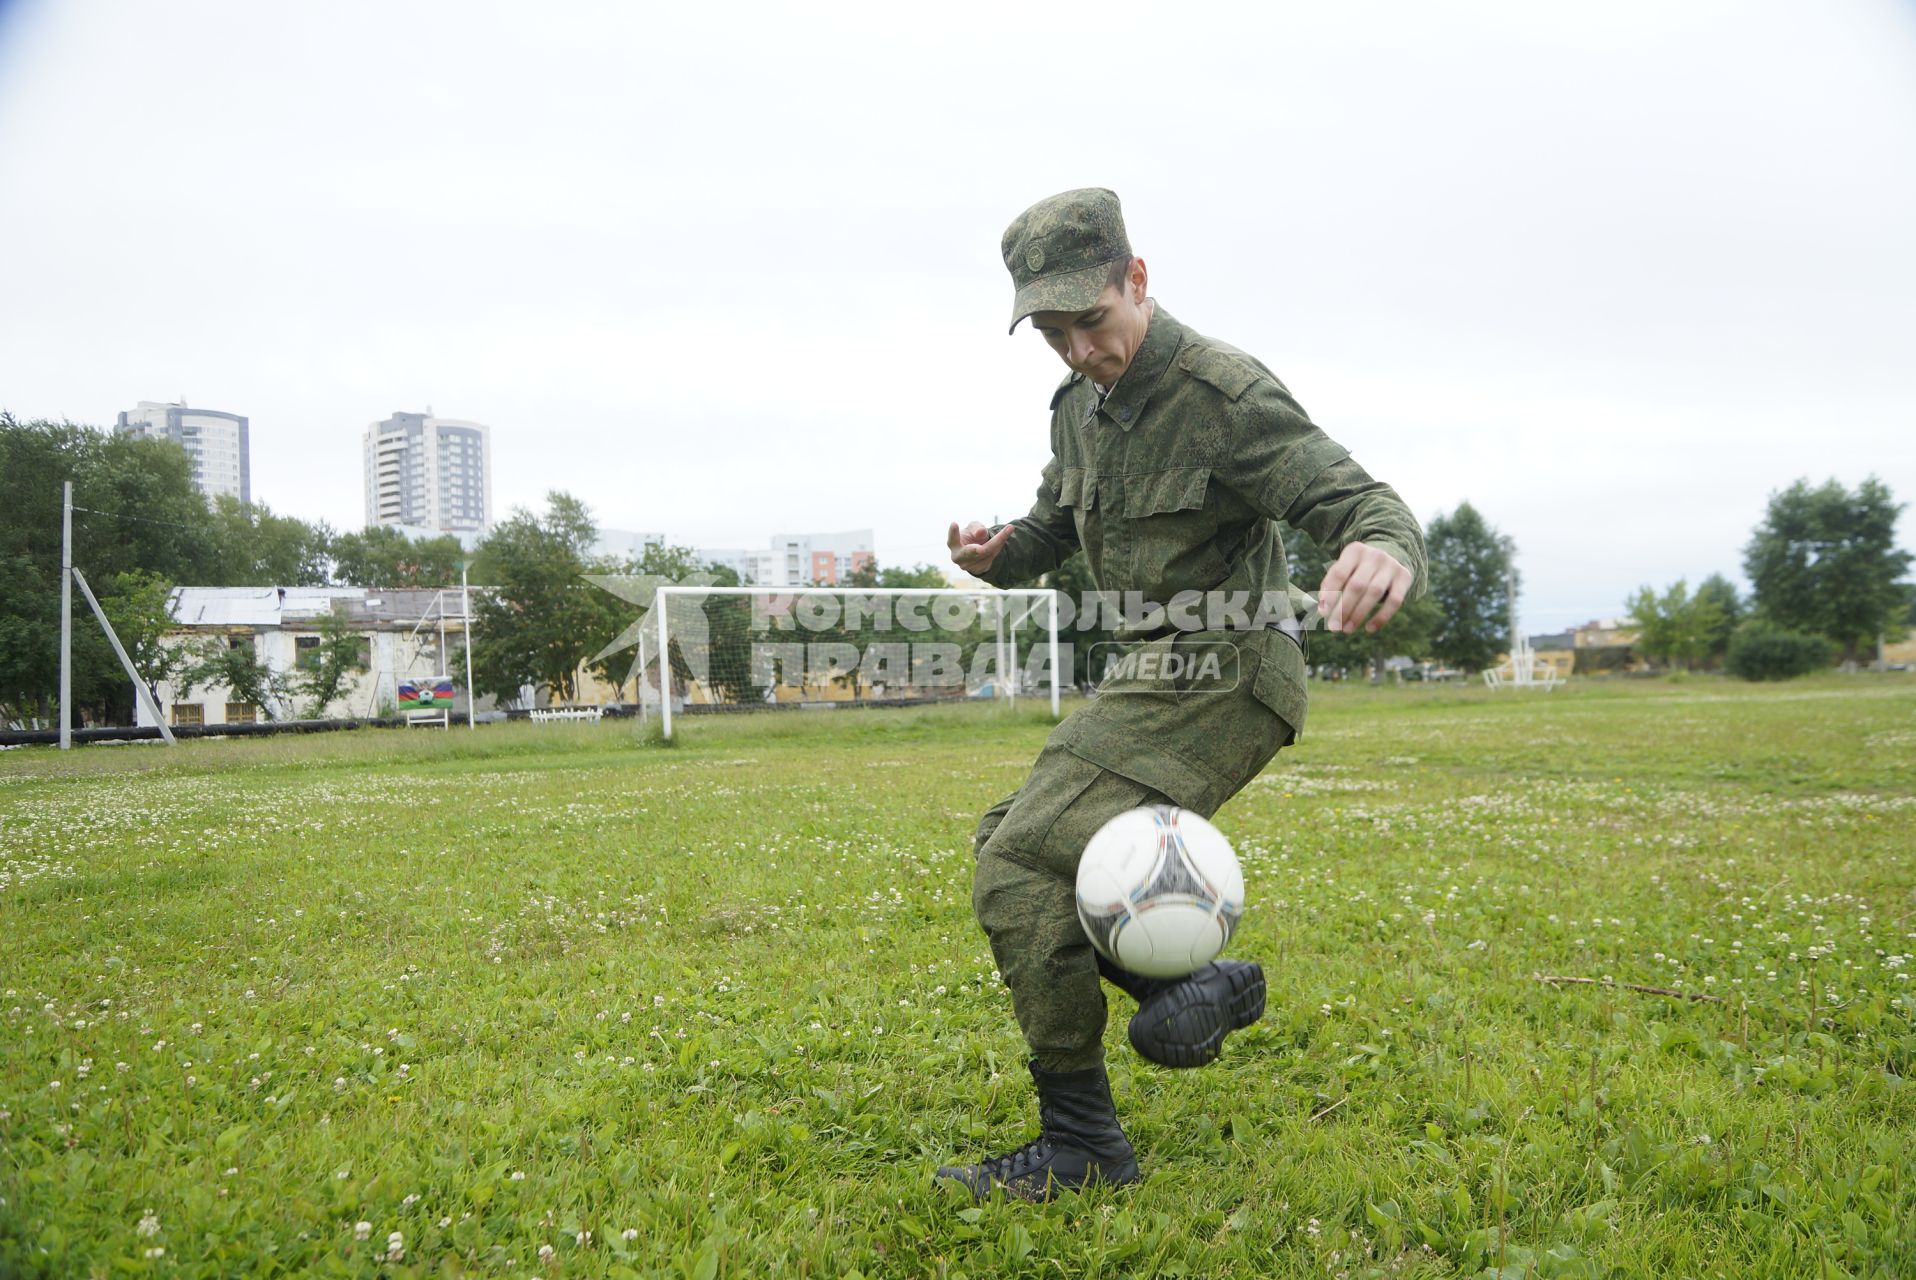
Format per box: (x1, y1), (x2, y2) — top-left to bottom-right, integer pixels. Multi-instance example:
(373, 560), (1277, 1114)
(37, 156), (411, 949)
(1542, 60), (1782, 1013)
(1058, 465), (1103, 573)
(1106, 466), (1223, 596)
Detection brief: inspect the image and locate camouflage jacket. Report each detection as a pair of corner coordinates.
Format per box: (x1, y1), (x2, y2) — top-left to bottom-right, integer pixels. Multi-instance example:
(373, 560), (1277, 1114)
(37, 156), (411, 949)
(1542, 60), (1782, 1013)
(975, 303), (1427, 735)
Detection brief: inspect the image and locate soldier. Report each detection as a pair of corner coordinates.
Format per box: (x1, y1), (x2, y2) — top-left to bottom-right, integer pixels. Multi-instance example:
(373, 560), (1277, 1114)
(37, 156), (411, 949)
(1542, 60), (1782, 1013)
(937, 188), (1427, 1199)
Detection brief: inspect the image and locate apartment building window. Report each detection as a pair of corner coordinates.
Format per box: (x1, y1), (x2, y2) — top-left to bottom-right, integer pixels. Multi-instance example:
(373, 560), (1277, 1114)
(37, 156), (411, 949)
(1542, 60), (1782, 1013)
(224, 702), (259, 724)
(172, 704), (204, 727)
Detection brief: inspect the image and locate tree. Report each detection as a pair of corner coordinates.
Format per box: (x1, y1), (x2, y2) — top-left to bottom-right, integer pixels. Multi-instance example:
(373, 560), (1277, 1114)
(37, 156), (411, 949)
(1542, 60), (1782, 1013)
(1693, 573), (1743, 666)
(297, 609), (369, 718)
(468, 492), (625, 706)
(331, 525), (465, 588)
(204, 495), (332, 586)
(0, 415), (217, 725)
(1744, 476), (1912, 664)
(1726, 621), (1832, 681)
(1423, 502), (1518, 674)
(1627, 578), (1724, 672)
(181, 637), (294, 720)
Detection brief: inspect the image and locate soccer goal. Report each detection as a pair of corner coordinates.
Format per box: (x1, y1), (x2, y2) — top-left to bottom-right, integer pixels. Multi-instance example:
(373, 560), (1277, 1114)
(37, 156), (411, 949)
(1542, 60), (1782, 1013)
(648, 586), (1062, 739)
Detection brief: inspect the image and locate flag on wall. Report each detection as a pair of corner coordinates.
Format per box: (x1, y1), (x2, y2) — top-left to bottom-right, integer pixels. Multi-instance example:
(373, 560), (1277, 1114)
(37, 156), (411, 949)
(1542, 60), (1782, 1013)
(398, 678), (456, 710)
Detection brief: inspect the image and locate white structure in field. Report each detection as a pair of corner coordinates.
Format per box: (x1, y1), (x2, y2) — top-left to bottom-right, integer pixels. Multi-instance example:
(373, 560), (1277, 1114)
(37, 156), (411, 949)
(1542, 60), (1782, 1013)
(698, 529), (874, 586)
(116, 401), (250, 505)
(1483, 631), (1563, 690)
(137, 585), (494, 726)
(363, 411), (492, 539)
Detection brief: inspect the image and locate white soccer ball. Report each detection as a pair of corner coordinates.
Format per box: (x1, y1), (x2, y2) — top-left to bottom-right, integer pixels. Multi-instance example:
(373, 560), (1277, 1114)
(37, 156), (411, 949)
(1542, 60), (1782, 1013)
(1075, 805), (1244, 979)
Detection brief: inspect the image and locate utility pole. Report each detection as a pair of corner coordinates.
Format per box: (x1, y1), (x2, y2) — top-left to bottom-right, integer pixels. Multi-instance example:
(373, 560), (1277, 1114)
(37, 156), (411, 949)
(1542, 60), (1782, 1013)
(1508, 572), (1518, 659)
(461, 560), (476, 730)
(59, 481), (73, 750)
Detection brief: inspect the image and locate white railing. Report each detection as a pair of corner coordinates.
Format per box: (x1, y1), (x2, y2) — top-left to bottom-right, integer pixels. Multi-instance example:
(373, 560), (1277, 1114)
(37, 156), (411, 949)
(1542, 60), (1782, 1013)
(529, 707), (604, 723)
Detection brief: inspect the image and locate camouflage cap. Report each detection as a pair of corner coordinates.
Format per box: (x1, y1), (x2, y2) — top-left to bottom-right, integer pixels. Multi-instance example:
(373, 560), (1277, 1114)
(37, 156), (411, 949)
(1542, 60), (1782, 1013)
(1001, 187), (1131, 334)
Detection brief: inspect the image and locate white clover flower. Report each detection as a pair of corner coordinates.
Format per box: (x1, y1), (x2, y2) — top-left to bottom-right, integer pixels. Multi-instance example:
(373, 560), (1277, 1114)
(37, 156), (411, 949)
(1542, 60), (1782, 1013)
(622, 1228), (639, 1241)
(509, 1170), (526, 1181)
(539, 1244), (555, 1261)
(354, 1222), (372, 1241)
(137, 1211), (160, 1237)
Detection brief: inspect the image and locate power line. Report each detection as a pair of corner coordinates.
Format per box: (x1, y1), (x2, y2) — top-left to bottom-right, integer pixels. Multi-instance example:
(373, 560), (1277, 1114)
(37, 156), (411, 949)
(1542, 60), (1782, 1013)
(68, 505), (203, 531)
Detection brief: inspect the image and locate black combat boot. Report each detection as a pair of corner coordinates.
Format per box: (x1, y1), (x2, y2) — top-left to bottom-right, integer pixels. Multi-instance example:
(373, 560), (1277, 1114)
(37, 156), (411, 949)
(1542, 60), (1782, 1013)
(935, 1061), (1140, 1201)
(1110, 957), (1266, 1069)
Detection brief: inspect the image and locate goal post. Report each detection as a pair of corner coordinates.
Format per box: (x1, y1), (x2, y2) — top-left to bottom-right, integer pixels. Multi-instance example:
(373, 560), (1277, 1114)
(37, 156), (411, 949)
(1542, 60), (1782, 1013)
(651, 586), (1062, 739)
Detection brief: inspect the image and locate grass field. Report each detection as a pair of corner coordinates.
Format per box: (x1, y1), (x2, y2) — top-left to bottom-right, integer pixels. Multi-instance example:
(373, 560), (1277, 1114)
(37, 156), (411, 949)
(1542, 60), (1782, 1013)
(3, 674), (1914, 1278)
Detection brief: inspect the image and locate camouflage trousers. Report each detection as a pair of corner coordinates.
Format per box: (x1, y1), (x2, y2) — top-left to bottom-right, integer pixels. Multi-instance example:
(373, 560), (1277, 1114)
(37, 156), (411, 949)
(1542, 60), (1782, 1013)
(971, 630), (1297, 1073)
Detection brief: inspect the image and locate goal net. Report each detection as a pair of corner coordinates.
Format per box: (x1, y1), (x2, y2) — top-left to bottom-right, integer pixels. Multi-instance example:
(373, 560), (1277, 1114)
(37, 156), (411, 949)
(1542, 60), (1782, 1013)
(644, 587), (1062, 737)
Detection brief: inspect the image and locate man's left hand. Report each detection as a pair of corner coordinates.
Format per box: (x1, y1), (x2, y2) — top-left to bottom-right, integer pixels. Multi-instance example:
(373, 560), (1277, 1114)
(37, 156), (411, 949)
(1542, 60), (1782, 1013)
(1316, 542), (1413, 634)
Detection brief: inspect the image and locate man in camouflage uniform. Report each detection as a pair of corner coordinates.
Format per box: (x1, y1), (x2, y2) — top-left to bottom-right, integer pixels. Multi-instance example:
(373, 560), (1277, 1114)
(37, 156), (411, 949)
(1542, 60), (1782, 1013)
(936, 188), (1427, 1199)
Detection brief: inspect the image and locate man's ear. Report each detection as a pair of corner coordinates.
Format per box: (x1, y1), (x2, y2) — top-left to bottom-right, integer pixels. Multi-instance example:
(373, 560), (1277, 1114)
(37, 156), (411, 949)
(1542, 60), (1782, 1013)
(1127, 256), (1149, 303)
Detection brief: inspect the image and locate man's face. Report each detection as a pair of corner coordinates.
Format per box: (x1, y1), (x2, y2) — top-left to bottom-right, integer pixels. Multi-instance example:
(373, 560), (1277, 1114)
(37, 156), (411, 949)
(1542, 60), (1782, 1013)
(1027, 258), (1151, 387)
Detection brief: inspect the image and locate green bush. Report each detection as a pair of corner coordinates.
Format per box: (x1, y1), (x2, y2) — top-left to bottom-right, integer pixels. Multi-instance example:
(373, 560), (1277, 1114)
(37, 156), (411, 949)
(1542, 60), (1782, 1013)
(1726, 620), (1833, 680)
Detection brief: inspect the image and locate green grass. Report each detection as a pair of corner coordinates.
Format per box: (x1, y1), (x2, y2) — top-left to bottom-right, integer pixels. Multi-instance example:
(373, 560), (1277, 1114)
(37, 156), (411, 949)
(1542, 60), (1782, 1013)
(3, 674), (1913, 1278)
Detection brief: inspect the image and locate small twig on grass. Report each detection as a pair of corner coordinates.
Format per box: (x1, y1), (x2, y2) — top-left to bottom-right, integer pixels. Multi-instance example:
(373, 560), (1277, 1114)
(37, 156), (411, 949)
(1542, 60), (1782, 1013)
(1309, 1096), (1348, 1123)
(1532, 974), (1724, 1004)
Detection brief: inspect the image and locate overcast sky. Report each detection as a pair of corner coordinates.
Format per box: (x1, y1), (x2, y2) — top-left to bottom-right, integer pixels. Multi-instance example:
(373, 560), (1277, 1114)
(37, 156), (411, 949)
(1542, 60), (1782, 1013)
(2, 0), (1911, 633)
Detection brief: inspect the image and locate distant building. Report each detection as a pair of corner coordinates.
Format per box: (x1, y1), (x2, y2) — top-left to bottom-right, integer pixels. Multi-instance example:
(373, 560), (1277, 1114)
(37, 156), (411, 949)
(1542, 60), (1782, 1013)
(139, 585), (495, 726)
(591, 529), (668, 565)
(363, 411), (491, 539)
(698, 546), (780, 585)
(116, 401), (250, 506)
(1572, 618), (1646, 674)
(699, 529), (874, 586)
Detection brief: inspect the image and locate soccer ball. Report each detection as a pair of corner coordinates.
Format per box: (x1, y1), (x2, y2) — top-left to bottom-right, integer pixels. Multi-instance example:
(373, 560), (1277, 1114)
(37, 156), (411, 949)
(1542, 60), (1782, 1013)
(1075, 806), (1244, 980)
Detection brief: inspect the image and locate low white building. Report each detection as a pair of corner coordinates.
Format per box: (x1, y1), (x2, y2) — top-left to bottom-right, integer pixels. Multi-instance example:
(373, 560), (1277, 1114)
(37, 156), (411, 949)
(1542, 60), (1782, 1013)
(137, 586), (495, 726)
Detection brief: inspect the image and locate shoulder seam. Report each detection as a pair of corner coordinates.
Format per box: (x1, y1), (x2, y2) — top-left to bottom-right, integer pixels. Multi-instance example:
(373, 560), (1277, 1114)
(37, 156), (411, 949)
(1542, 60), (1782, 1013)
(1048, 372), (1084, 411)
(1176, 341), (1261, 401)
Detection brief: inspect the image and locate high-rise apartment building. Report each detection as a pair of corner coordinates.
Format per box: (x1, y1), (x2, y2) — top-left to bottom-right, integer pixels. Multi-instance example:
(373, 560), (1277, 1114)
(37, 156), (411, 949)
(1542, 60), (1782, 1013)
(116, 401), (250, 505)
(362, 411), (492, 538)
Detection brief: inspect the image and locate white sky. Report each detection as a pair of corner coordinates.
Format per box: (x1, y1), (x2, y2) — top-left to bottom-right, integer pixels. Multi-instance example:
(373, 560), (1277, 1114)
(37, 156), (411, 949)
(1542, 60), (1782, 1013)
(1, 0), (1911, 633)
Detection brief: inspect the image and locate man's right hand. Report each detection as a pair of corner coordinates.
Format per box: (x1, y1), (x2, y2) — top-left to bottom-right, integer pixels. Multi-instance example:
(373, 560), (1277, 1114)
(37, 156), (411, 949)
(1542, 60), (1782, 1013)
(948, 520), (1015, 576)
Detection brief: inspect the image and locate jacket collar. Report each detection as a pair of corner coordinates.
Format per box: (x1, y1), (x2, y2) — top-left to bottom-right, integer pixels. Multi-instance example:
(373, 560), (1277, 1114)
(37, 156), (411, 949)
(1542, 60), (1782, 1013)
(1097, 301), (1181, 432)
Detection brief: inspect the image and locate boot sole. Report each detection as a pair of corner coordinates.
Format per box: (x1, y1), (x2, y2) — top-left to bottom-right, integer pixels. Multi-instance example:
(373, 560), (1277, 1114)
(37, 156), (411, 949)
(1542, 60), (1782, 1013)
(1127, 961), (1266, 1069)
(934, 1159), (1141, 1202)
